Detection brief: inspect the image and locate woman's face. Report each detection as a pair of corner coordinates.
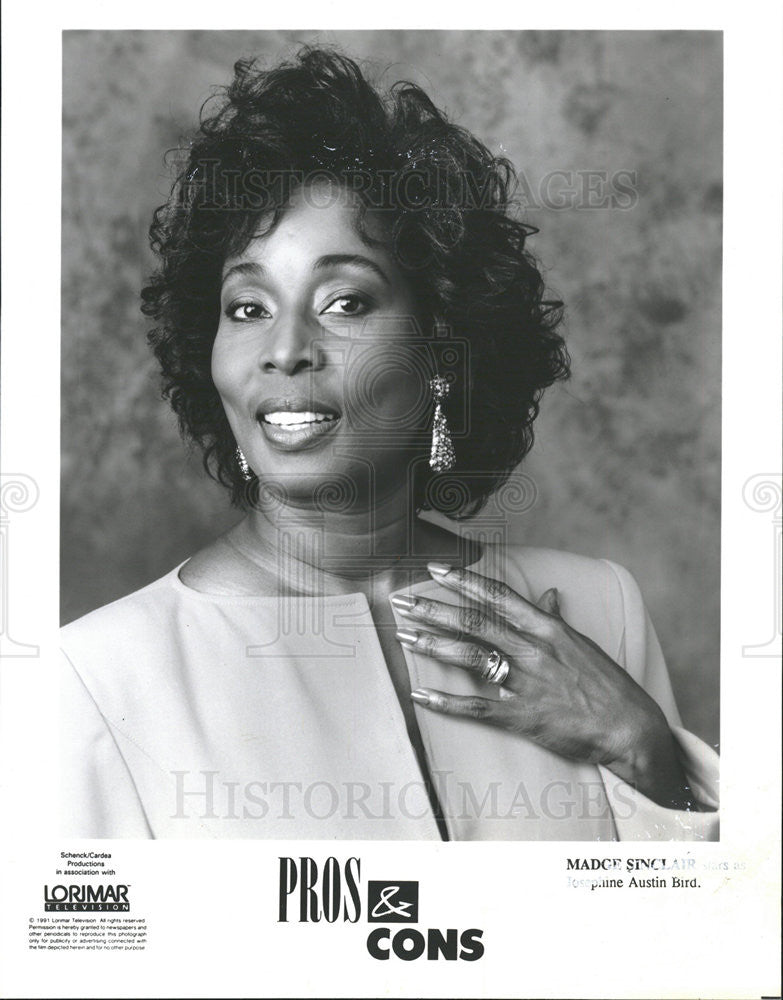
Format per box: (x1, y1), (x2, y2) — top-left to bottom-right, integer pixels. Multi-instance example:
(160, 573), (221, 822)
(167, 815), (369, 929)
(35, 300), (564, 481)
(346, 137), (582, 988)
(212, 182), (432, 509)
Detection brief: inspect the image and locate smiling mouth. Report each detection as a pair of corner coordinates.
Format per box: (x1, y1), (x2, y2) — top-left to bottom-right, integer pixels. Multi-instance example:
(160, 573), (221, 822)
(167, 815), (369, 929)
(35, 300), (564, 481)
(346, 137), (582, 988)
(262, 410), (337, 429)
(256, 408), (341, 451)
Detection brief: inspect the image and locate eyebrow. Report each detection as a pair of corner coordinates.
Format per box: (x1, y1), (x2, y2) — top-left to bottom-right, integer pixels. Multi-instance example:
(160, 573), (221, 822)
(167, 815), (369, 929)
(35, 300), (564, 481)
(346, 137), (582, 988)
(313, 254), (390, 285)
(221, 254), (390, 287)
(221, 261), (264, 286)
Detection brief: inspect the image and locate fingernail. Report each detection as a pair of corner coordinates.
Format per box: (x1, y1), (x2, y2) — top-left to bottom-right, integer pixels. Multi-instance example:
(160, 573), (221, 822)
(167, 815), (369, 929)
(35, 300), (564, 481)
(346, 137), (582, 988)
(411, 689), (431, 705)
(391, 594), (417, 611)
(427, 561), (451, 577)
(395, 628), (419, 644)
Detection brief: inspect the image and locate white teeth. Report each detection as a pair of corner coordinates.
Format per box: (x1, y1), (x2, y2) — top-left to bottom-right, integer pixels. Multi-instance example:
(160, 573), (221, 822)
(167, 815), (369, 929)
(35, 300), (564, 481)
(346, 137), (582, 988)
(263, 411), (335, 427)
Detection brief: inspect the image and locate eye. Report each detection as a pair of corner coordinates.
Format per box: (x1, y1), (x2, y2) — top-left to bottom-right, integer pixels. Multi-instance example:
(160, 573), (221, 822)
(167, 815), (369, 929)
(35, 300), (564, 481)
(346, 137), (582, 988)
(225, 300), (271, 322)
(321, 293), (369, 317)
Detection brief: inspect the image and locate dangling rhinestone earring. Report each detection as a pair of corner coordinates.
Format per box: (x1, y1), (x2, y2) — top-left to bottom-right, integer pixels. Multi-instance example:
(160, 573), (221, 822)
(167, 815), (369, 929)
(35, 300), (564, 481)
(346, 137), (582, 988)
(429, 375), (456, 472)
(236, 446), (252, 482)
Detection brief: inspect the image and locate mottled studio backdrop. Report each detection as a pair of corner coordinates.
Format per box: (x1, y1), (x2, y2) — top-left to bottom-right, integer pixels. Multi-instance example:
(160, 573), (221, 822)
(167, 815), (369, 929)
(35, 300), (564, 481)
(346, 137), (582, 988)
(61, 30), (721, 747)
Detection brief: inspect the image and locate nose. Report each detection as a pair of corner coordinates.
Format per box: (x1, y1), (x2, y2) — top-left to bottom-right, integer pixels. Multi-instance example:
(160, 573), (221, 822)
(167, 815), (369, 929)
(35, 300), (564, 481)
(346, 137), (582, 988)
(261, 312), (325, 376)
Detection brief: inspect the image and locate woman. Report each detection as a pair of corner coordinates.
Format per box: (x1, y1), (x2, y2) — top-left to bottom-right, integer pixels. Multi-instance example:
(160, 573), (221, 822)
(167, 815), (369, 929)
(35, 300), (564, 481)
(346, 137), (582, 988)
(60, 46), (718, 840)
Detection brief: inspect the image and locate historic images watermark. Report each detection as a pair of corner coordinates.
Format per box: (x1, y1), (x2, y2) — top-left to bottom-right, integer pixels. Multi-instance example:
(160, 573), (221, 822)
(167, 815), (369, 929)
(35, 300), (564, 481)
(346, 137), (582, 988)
(238, 311), (539, 656)
(0, 474), (40, 659)
(238, 465), (538, 661)
(169, 770), (635, 824)
(181, 161), (639, 215)
(741, 474), (782, 658)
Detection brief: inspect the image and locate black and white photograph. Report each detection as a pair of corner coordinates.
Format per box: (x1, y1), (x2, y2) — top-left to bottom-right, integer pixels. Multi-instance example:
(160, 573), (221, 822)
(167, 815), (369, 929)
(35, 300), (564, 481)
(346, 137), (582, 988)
(59, 30), (720, 840)
(1, 9), (780, 1000)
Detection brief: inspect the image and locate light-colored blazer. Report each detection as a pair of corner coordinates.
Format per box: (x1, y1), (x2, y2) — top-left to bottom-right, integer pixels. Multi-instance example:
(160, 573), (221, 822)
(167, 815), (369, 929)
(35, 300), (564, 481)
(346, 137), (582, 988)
(60, 544), (719, 840)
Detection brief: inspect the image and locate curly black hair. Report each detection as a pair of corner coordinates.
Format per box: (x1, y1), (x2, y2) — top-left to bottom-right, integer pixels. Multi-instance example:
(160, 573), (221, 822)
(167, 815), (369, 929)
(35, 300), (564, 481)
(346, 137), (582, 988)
(141, 46), (569, 517)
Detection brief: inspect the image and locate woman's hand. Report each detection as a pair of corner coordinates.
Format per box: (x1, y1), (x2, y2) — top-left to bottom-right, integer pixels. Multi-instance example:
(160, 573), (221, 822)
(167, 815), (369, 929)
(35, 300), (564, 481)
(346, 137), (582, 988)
(393, 562), (699, 811)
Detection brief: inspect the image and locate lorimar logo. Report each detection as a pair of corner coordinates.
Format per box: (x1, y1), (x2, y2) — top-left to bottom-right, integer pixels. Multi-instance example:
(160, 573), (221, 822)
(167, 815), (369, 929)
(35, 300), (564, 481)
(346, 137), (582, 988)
(44, 885), (130, 912)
